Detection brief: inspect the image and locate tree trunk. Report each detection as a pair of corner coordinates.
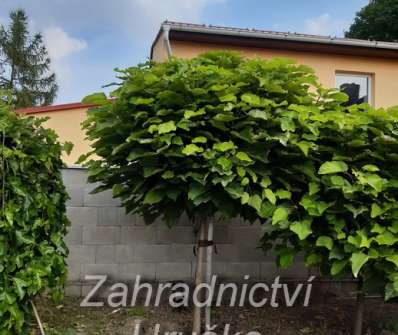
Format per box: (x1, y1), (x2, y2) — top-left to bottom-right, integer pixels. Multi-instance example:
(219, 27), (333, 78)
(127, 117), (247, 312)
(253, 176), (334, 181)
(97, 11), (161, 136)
(205, 220), (214, 331)
(192, 221), (208, 334)
(353, 291), (365, 335)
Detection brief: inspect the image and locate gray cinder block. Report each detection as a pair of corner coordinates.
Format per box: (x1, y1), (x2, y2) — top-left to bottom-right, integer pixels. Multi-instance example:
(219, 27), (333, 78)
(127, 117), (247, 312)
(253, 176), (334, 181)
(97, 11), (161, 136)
(115, 245), (135, 264)
(67, 245), (96, 264)
(83, 227), (121, 245)
(65, 226), (83, 246)
(229, 225), (263, 246)
(133, 245), (171, 263)
(67, 263), (81, 281)
(65, 186), (84, 207)
(81, 264), (119, 281)
(97, 207), (120, 226)
(62, 168), (88, 186)
(84, 184), (120, 207)
(95, 245), (116, 264)
(156, 226), (194, 244)
(118, 263), (156, 281)
(120, 226), (157, 244)
(156, 262), (192, 281)
(67, 207), (98, 227)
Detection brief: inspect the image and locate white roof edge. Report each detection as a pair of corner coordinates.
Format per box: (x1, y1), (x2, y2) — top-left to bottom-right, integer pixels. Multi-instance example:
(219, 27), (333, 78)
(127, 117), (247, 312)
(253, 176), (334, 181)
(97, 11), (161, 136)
(162, 22), (398, 51)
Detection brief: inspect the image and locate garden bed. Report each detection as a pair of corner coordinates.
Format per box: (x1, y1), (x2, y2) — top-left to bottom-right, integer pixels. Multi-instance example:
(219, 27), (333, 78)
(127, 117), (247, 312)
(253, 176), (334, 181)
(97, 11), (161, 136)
(30, 296), (398, 335)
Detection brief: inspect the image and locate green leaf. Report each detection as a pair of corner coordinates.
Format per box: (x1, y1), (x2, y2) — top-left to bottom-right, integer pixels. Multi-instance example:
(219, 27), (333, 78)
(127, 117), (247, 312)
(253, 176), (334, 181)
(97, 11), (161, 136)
(213, 141), (236, 152)
(279, 249), (295, 268)
(386, 255), (398, 267)
(351, 252), (369, 278)
(280, 118), (296, 132)
(184, 109), (206, 119)
(318, 161), (348, 175)
(15, 231), (34, 245)
(364, 174), (387, 193)
(112, 184), (124, 197)
(217, 156), (232, 171)
(374, 231), (398, 246)
(386, 282), (398, 301)
(362, 164), (380, 172)
(272, 207), (289, 225)
(13, 278), (28, 299)
(161, 171), (174, 179)
(63, 141), (74, 155)
(130, 97), (154, 105)
(82, 92), (108, 105)
(296, 141), (312, 156)
(316, 236), (333, 250)
(158, 121), (176, 134)
(143, 189), (164, 205)
(309, 182), (320, 195)
(331, 259), (348, 276)
(263, 189), (276, 205)
(219, 93), (237, 103)
(182, 144), (204, 156)
(260, 177), (271, 188)
(241, 93), (261, 106)
(371, 203), (384, 218)
(248, 109), (268, 120)
(236, 151), (253, 162)
(276, 189), (291, 200)
(290, 220), (312, 240)
(248, 194), (262, 211)
(305, 253), (322, 267)
(192, 136), (207, 143)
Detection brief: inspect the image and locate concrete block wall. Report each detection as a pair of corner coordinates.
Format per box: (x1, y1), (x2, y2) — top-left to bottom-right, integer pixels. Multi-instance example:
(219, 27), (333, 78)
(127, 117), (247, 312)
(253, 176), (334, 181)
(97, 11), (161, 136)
(62, 168), (310, 296)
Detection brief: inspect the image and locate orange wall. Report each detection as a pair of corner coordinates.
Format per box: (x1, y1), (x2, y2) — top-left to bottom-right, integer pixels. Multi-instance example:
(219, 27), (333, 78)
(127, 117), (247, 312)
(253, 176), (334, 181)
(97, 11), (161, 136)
(32, 107), (90, 166)
(165, 40), (398, 108)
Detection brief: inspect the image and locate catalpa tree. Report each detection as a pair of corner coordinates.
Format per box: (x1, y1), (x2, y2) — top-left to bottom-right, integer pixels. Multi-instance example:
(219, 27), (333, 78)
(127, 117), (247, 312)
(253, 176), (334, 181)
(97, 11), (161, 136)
(80, 52), (398, 333)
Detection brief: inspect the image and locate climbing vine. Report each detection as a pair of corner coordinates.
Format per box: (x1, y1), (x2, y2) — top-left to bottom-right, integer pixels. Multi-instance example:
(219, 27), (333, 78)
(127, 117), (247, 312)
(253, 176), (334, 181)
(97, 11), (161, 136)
(0, 91), (71, 334)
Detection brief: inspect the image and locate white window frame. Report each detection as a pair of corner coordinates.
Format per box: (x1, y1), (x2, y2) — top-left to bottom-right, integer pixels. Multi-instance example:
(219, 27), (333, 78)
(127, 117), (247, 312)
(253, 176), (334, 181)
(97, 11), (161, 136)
(335, 72), (373, 106)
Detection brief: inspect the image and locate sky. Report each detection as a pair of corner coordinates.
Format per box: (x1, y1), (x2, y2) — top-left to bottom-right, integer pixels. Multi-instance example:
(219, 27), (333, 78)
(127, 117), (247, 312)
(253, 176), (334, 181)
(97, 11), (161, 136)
(0, 0), (369, 104)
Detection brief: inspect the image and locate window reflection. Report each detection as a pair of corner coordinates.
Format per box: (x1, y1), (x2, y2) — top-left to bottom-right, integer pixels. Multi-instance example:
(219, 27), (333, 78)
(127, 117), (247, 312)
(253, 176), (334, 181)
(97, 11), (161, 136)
(336, 74), (371, 106)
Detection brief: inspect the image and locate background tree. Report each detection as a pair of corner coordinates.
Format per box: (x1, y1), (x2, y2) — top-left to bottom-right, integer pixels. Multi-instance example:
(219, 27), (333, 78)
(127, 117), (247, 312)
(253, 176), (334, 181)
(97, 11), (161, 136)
(345, 0), (398, 41)
(0, 9), (57, 108)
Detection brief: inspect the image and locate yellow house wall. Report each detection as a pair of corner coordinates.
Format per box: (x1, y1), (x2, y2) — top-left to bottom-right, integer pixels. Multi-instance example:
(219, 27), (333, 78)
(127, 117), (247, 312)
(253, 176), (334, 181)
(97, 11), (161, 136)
(30, 107), (90, 166)
(166, 40), (398, 108)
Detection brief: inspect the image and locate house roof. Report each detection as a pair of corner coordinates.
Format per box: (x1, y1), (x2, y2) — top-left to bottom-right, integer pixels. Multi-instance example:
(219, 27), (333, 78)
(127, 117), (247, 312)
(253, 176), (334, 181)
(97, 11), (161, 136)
(151, 21), (398, 59)
(17, 102), (96, 114)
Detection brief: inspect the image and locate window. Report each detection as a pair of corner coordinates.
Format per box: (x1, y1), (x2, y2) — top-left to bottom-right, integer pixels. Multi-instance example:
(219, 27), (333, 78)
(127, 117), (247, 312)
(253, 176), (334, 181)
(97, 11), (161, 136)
(336, 73), (372, 106)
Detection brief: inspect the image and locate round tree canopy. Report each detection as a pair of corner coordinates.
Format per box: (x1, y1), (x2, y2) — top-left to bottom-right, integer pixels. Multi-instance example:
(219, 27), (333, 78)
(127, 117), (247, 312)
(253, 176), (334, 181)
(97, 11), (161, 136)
(82, 52), (398, 299)
(81, 52), (320, 225)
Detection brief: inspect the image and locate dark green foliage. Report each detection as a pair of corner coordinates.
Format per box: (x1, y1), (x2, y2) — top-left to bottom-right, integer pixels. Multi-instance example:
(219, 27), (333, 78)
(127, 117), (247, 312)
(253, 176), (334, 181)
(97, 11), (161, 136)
(0, 9), (58, 108)
(81, 51), (398, 301)
(346, 0), (398, 41)
(0, 92), (70, 333)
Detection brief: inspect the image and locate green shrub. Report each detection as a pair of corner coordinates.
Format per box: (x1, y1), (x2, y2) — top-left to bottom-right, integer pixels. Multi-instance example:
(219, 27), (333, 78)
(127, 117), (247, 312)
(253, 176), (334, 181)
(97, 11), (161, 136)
(81, 51), (398, 300)
(0, 92), (71, 334)
(260, 98), (398, 299)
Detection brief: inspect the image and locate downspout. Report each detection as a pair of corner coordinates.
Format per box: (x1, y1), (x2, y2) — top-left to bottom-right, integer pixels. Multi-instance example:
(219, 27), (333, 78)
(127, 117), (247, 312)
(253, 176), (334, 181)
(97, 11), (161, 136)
(163, 25), (173, 59)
